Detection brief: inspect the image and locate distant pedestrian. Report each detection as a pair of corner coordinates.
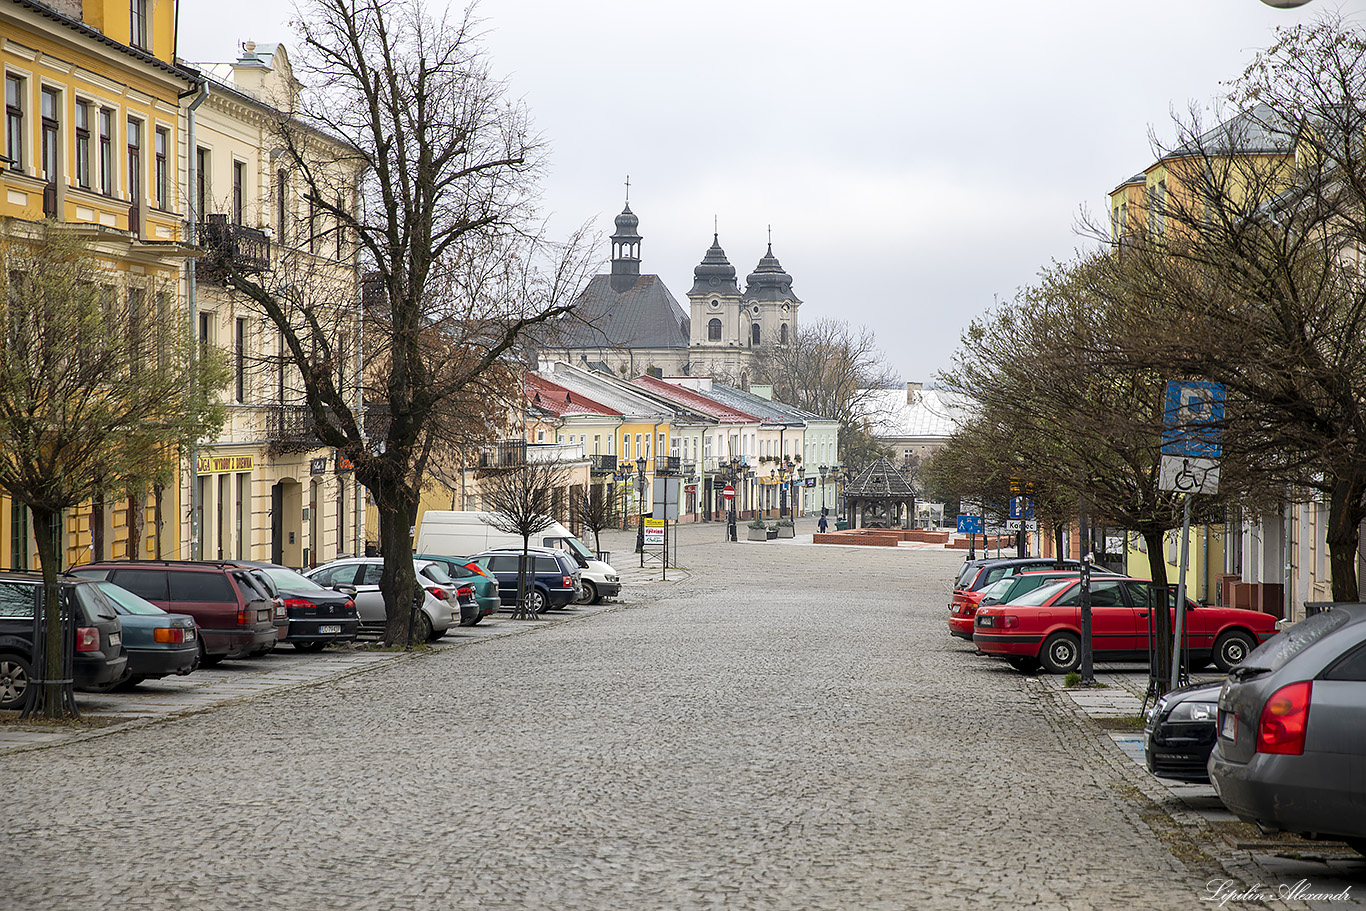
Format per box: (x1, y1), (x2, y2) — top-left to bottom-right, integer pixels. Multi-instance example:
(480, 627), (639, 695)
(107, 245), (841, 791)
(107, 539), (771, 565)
(817, 514), (829, 533)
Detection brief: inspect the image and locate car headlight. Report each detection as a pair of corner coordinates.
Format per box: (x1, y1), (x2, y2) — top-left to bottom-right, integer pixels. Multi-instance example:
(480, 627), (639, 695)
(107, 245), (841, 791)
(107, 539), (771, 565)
(1166, 701), (1217, 723)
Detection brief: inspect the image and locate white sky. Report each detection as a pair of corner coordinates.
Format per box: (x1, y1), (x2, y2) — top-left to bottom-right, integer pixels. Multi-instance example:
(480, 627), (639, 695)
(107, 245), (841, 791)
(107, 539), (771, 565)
(179, 0), (1339, 385)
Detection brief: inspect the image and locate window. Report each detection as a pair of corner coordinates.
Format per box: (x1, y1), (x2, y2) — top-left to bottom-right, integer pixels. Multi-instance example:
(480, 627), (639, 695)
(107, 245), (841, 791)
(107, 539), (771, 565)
(130, 0), (149, 49)
(707, 318), (721, 341)
(198, 311), (212, 355)
(307, 195), (317, 254)
(127, 287), (145, 372)
(126, 117), (142, 204)
(8, 502), (28, 570)
(751, 322), (761, 345)
(168, 571), (233, 603)
(98, 108), (113, 193)
(779, 324), (788, 345)
(276, 169), (289, 239)
(5, 75), (23, 170)
(74, 101), (90, 188)
(195, 146), (209, 217)
(232, 161), (244, 224)
(335, 194), (345, 258)
(40, 87), (58, 183)
(154, 127), (167, 208)
(235, 317), (247, 403)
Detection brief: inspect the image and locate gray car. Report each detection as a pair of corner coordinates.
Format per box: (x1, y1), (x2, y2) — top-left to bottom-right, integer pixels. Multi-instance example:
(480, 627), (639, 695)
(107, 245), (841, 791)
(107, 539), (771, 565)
(1208, 603), (1366, 856)
(306, 558), (459, 641)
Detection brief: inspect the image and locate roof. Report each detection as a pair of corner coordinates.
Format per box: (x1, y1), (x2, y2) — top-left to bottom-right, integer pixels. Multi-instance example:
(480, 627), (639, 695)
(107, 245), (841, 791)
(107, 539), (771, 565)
(554, 274), (690, 350)
(742, 244), (800, 304)
(860, 388), (970, 440)
(9, 0), (194, 83)
(525, 373), (619, 419)
(1162, 104), (1294, 163)
(705, 383), (814, 426)
(541, 363), (675, 423)
(632, 375), (757, 423)
(845, 458), (917, 498)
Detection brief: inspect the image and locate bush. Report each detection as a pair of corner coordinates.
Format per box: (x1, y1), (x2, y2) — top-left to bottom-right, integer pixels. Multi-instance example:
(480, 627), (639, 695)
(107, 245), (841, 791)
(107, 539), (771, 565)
(747, 519), (768, 530)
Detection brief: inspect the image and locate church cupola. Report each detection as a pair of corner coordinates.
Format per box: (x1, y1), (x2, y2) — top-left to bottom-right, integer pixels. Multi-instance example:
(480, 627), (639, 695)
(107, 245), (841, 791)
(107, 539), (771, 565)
(742, 241), (800, 304)
(610, 194), (642, 292)
(689, 233), (739, 296)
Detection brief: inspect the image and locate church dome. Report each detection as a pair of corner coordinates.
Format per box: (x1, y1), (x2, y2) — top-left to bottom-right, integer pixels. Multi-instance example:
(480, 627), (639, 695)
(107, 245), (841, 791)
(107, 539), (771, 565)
(743, 243), (800, 303)
(690, 234), (739, 295)
(612, 203), (641, 241)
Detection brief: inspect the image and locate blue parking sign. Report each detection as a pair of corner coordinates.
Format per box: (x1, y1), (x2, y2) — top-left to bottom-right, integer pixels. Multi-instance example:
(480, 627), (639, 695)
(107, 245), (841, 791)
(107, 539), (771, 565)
(1161, 381), (1225, 460)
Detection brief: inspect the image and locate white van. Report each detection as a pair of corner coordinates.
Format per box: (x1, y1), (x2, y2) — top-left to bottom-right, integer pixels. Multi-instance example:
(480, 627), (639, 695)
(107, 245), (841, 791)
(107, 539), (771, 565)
(415, 511), (621, 604)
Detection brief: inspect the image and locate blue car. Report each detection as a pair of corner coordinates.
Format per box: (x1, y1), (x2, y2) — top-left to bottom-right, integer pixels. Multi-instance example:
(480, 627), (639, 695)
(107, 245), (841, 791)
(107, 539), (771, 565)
(92, 581), (198, 688)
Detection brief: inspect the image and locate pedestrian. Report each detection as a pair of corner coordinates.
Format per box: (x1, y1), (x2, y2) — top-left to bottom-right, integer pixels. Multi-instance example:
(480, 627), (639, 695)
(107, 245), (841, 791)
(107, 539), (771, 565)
(817, 514), (828, 533)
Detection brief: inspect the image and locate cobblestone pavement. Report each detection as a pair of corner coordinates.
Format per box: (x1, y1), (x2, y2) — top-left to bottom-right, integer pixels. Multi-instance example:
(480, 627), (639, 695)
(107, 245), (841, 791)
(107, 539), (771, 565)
(0, 520), (1345, 909)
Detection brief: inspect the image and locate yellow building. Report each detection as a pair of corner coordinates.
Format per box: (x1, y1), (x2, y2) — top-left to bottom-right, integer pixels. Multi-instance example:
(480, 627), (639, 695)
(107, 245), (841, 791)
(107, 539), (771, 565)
(2, 0), (195, 569)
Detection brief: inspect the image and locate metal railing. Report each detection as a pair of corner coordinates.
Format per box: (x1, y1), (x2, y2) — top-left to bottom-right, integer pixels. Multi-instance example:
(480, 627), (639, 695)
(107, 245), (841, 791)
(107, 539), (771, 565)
(199, 214), (271, 277)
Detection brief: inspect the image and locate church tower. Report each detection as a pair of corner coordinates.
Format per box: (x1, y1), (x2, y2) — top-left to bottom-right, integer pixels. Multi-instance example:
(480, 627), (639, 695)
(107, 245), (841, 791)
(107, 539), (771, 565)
(741, 239), (800, 350)
(609, 199), (643, 292)
(687, 232), (743, 350)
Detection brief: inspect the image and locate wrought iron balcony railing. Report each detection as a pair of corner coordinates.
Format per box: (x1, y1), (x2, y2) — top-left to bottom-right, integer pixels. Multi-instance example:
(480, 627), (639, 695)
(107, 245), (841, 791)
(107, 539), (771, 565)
(199, 214), (271, 277)
(589, 453), (617, 473)
(478, 439), (527, 470)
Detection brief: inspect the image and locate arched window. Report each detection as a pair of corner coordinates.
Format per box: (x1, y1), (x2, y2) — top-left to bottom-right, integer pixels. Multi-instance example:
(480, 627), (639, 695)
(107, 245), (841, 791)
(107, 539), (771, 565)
(751, 322), (761, 345)
(779, 324), (788, 345)
(708, 318), (722, 341)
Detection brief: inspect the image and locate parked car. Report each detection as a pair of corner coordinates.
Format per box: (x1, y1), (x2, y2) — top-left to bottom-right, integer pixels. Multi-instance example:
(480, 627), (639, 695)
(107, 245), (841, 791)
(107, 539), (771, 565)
(89, 581), (198, 688)
(973, 576), (1280, 674)
(468, 547), (580, 615)
(67, 561), (278, 666)
(305, 558), (465, 640)
(224, 562), (359, 650)
(949, 558), (1094, 638)
(1208, 603), (1366, 857)
(1143, 680), (1222, 782)
(413, 554), (500, 622)
(950, 568), (1116, 641)
(0, 573), (126, 709)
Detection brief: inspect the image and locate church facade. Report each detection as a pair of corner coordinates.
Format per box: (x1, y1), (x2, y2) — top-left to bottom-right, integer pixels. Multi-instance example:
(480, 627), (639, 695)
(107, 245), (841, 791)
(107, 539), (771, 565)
(540, 201), (802, 387)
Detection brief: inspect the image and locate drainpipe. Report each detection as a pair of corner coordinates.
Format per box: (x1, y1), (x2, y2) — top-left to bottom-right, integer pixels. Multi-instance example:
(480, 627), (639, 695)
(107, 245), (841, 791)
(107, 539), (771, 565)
(184, 79), (209, 560)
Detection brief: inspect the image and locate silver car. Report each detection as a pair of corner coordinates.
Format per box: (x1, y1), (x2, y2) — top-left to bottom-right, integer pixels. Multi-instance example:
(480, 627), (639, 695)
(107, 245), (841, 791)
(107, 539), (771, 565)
(1208, 602), (1366, 857)
(305, 558), (459, 641)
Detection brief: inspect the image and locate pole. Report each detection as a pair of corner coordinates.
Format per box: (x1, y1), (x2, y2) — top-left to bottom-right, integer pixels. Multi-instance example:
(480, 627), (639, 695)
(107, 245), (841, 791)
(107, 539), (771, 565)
(1079, 494), (1094, 685)
(1170, 495), (1193, 693)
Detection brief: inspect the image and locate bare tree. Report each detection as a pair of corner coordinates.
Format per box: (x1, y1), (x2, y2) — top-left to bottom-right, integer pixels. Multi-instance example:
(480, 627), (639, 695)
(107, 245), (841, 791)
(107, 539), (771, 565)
(481, 457), (572, 618)
(221, 0), (593, 644)
(0, 225), (225, 718)
(755, 317), (899, 460)
(573, 484), (616, 556)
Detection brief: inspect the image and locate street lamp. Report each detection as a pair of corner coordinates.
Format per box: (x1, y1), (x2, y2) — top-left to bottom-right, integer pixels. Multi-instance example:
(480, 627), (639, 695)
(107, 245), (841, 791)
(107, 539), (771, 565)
(796, 466), (805, 517)
(819, 464), (828, 514)
(635, 455), (647, 555)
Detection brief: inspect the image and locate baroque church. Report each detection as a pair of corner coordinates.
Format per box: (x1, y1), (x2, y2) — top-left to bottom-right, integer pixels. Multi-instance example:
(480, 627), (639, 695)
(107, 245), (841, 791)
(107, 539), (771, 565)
(539, 200), (802, 385)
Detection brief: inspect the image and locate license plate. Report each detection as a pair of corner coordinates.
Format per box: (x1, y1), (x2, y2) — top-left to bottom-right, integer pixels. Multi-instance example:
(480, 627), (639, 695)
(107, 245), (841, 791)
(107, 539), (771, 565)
(319, 625), (341, 634)
(109, 633), (121, 647)
(258, 609), (271, 623)
(978, 616), (993, 627)
(1219, 711), (1237, 742)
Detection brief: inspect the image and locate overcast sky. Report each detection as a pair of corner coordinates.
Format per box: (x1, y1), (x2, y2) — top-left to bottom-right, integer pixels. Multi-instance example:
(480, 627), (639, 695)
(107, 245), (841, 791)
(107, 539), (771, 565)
(180, 0), (1339, 385)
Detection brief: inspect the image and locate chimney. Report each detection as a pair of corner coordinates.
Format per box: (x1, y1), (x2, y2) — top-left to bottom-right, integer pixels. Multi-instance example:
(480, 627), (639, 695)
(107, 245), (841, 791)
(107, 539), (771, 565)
(906, 381), (923, 404)
(750, 384), (773, 400)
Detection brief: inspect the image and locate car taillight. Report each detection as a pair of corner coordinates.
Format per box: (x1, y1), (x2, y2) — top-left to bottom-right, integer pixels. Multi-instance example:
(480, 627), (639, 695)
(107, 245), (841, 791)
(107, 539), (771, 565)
(283, 598), (313, 609)
(1002, 615), (1019, 629)
(76, 627), (100, 652)
(154, 627), (187, 644)
(343, 599), (356, 613)
(1257, 680), (1312, 755)
(426, 586), (447, 601)
(465, 562), (489, 577)
(238, 608), (252, 626)
(562, 575), (572, 588)
(457, 585), (473, 600)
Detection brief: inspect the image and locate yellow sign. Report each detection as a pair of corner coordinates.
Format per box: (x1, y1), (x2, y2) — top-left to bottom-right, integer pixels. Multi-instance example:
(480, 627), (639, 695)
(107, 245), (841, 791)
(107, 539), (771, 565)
(197, 454), (254, 474)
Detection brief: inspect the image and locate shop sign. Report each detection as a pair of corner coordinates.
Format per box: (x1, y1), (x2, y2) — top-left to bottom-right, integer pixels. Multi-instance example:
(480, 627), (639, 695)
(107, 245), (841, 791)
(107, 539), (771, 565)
(310, 457), (328, 475)
(335, 452), (355, 473)
(196, 454), (254, 474)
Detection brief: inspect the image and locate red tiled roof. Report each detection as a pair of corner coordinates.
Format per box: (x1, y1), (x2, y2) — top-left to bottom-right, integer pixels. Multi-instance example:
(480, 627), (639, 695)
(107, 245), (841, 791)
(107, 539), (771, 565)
(525, 372), (620, 417)
(630, 375), (756, 423)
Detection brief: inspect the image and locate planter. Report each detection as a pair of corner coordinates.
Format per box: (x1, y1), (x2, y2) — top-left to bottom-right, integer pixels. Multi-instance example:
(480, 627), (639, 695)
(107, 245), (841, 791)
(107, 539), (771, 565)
(766, 528), (778, 540)
(747, 526), (769, 541)
(776, 525), (795, 538)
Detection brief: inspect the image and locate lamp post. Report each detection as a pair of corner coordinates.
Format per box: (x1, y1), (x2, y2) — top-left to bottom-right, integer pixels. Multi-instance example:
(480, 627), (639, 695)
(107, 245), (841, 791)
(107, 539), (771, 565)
(635, 455), (647, 555)
(796, 466), (805, 517)
(819, 464), (828, 515)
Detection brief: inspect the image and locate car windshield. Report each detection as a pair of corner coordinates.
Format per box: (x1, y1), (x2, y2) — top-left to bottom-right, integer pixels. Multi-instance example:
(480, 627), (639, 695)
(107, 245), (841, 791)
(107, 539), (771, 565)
(1247, 607), (1351, 672)
(261, 566), (326, 592)
(1010, 579), (1076, 607)
(978, 578), (1018, 604)
(95, 581), (165, 616)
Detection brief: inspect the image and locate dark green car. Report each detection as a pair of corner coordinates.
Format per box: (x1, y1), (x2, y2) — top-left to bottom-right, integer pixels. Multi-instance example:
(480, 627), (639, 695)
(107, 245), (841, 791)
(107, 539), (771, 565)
(413, 554), (500, 623)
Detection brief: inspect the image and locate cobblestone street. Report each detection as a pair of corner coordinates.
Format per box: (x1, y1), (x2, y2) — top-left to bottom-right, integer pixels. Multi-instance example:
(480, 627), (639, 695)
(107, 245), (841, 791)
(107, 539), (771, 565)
(0, 523), (1311, 909)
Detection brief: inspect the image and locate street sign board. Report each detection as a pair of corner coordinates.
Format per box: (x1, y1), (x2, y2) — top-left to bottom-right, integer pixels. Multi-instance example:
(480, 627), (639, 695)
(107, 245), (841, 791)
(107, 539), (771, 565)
(1005, 520), (1039, 533)
(956, 515), (984, 535)
(1158, 454), (1220, 494)
(722, 484), (735, 501)
(652, 477), (680, 521)
(643, 518), (665, 546)
(1009, 497), (1034, 521)
(1162, 381), (1225, 460)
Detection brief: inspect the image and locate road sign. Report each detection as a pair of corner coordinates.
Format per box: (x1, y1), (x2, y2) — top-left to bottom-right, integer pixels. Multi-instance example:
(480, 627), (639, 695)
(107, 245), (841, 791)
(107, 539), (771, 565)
(1005, 520), (1039, 533)
(1158, 455), (1220, 494)
(643, 518), (665, 546)
(722, 484), (735, 501)
(956, 515), (984, 534)
(1009, 497), (1034, 521)
(1162, 380), (1225, 460)
(652, 477), (680, 521)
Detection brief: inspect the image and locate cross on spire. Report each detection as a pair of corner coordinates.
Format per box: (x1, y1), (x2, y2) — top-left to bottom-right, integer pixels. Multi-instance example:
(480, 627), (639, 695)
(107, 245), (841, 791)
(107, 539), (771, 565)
(625, 175), (630, 205)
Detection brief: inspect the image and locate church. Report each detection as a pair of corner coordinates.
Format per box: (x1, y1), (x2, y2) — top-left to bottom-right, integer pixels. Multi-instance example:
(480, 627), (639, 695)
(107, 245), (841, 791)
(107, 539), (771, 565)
(540, 199), (803, 386)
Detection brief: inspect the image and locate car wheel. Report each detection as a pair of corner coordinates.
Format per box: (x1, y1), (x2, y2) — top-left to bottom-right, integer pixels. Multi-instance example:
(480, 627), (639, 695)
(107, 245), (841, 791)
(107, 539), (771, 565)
(1039, 632), (1081, 675)
(467, 614), (483, 626)
(1006, 655), (1040, 674)
(198, 640), (224, 668)
(122, 675), (147, 689)
(412, 611), (433, 643)
(0, 653), (33, 710)
(576, 580), (597, 605)
(1212, 630), (1256, 672)
(527, 588), (548, 616)
(293, 641), (327, 653)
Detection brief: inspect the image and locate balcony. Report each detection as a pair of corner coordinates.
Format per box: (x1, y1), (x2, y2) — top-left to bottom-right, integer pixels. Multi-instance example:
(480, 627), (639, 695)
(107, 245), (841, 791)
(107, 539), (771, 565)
(477, 439), (527, 471)
(590, 454), (617, 474)
(199, 214), (271, 279)
(653, 455), (681, 476)
(266, 404), (322, 455)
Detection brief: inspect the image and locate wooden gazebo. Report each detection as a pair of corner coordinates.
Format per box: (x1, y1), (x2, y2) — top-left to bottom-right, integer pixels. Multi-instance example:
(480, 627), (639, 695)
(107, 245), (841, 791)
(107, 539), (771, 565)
(842, 458), (916, 530)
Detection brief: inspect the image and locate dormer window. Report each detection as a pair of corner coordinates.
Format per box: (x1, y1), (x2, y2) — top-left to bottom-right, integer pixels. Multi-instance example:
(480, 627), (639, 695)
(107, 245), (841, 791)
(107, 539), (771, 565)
(130, 0), (149, 50)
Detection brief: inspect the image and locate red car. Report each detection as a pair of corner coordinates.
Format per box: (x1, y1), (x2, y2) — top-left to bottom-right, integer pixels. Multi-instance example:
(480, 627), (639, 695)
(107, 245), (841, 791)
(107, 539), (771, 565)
(950, 569), (1100, 640)
(973, 576), (1279, 674)
(949, 558), (1091, 641)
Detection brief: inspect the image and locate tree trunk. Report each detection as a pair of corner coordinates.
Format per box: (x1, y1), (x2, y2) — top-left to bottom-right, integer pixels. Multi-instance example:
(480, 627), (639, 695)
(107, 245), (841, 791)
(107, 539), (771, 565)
(368, 466), (420, 647)
(1054, 523), (1065, 568)
(1325, 472), (1365, 603)
(1143, 529), (1173, 695)
(28, 507), (77, 720)
(92, 494), (105, 562)
(126, 486), (143, 559)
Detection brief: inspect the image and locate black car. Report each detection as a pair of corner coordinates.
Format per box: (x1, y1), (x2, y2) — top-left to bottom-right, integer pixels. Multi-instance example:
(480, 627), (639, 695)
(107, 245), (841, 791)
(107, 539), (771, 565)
(1143, 680), (1222, 782)
(469, 548), (580, 615)
(0, 573), (127, 709)
(223, 562), (360, 651)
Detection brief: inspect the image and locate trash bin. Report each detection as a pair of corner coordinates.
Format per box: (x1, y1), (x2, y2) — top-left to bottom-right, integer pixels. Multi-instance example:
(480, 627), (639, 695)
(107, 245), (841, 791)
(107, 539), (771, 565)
(1304, 601), (1335, 617)
(835, 518), (849, 531)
